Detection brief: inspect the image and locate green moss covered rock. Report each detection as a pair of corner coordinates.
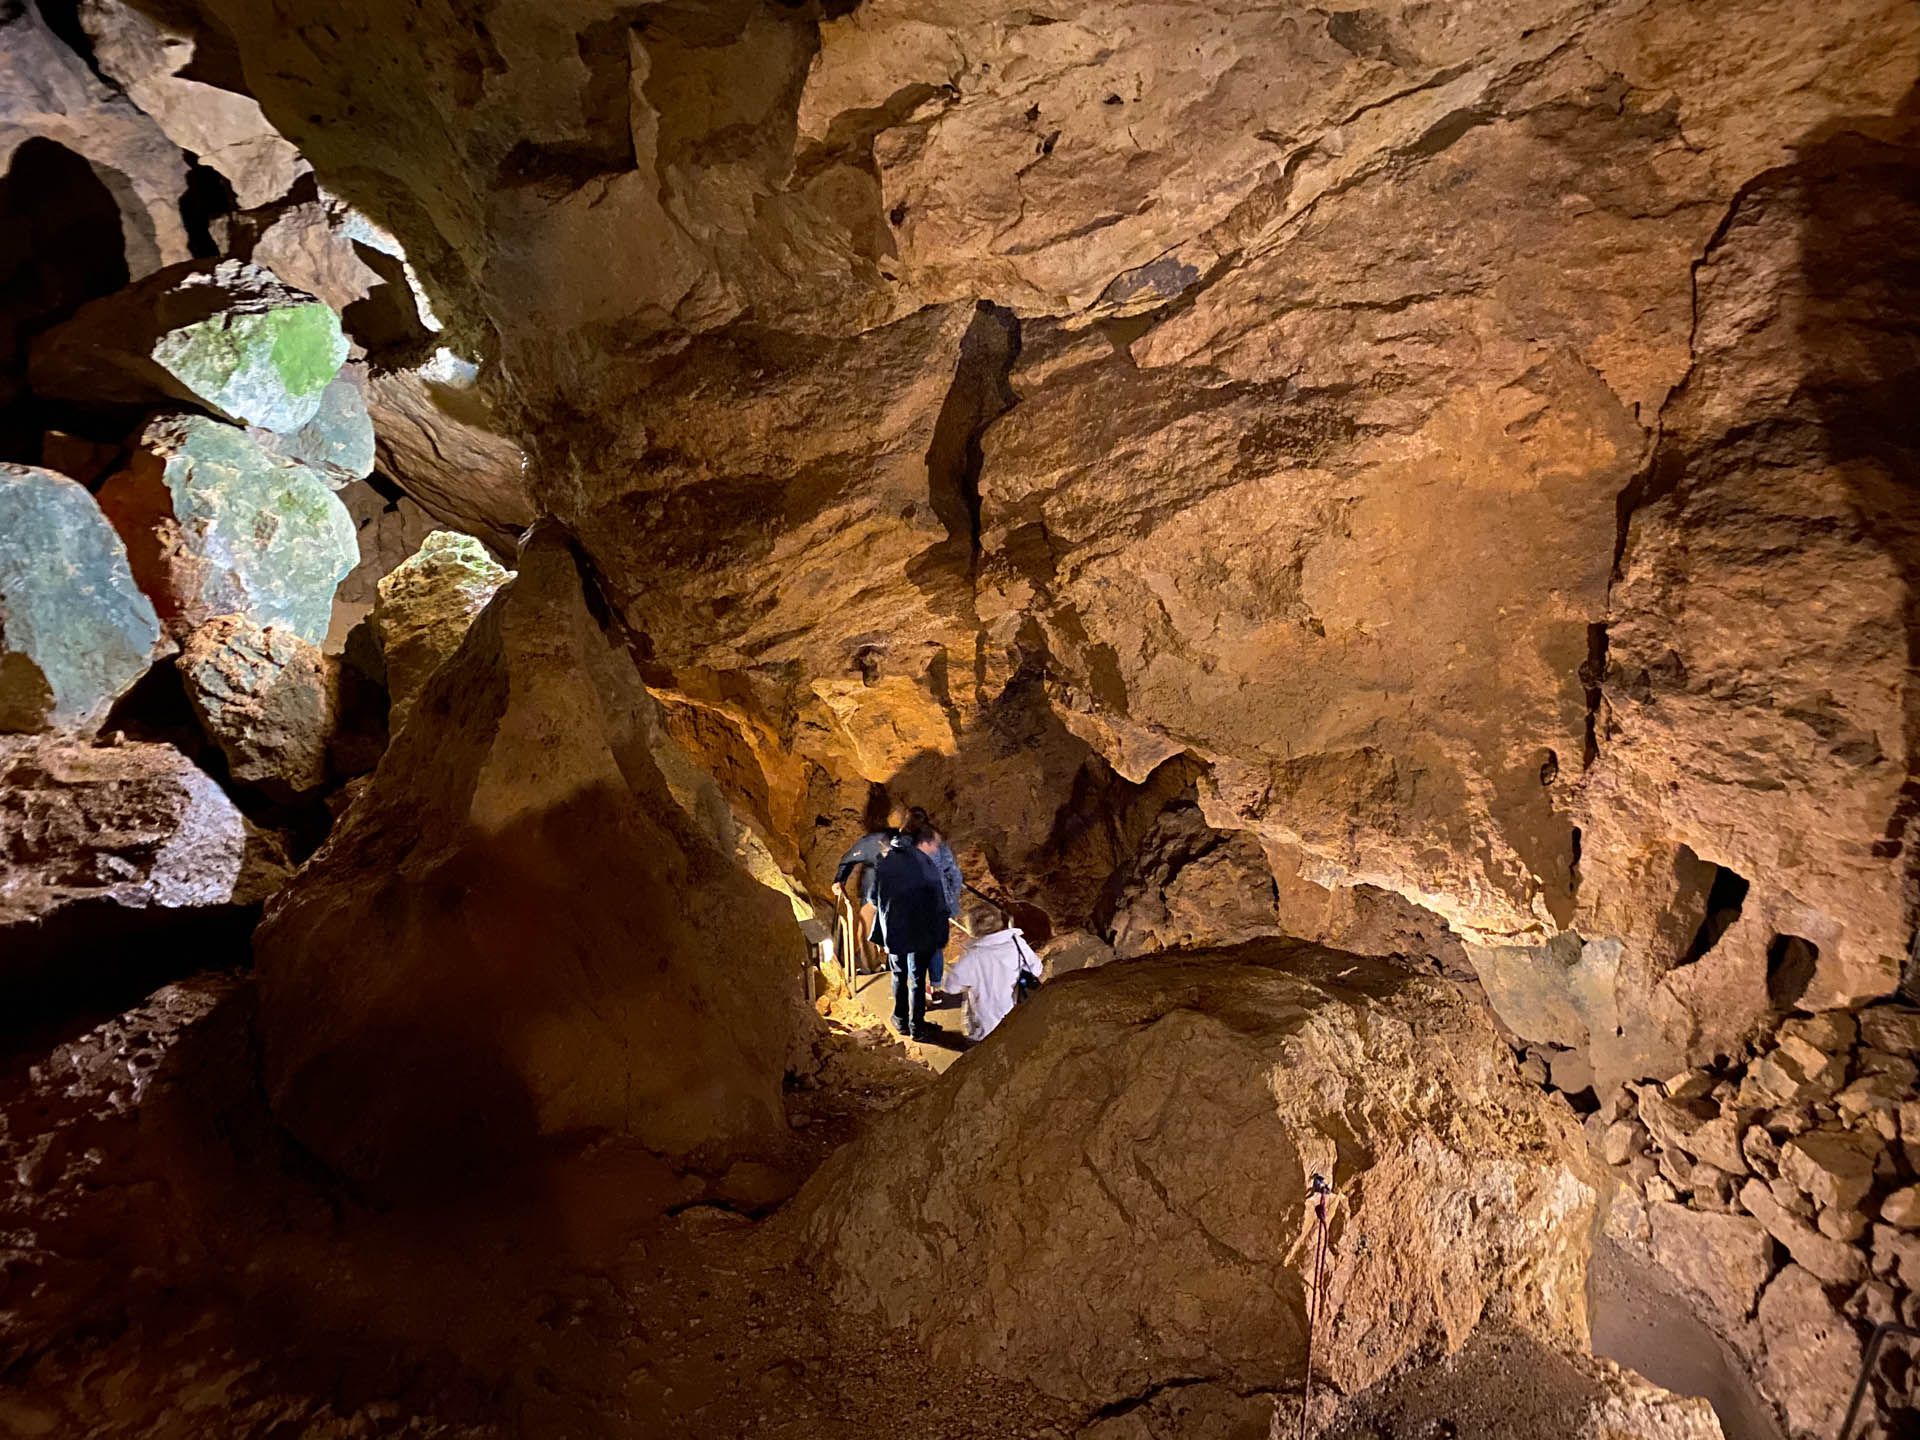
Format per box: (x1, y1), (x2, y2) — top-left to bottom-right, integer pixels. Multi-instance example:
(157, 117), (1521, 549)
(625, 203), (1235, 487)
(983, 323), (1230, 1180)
(0, 464), (170, 734)
(97, 415), (359, 645)
(254, 364), (376, 483)
(30, 259), (348, 434)
(373, 530), (512, 735)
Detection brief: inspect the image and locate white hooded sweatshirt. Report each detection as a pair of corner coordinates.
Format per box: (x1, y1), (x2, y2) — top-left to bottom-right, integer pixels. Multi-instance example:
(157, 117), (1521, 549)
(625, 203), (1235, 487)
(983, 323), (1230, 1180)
(941, 927), (1042, 1041)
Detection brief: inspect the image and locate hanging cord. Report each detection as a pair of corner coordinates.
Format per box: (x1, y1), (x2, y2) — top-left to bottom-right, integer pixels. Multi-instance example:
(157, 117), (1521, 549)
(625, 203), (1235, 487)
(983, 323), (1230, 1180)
(1298, 1172), (1336, 1440)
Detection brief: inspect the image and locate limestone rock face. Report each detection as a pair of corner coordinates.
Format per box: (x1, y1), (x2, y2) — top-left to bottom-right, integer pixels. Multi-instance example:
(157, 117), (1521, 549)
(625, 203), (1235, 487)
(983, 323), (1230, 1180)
(1574, 120), (1920, 1017)
(255, 528), (808, 1189)
(555, 302), (1008, 684)
(30, 259), (349, 433)
(795, 945), (1596, 1406)
(0, 735), (288, 968)
(365, 351), (534, 549)
(372, 531), (513, 736)
(0, 465), (168, 735)
(176, 616), (337, 800)
(96, 414), (357, 645)
(0, 1), (191, 282)
(1102, 801), (1281, 959)
(188, 0), (1920, 1090)
(75, 0), (309, 209)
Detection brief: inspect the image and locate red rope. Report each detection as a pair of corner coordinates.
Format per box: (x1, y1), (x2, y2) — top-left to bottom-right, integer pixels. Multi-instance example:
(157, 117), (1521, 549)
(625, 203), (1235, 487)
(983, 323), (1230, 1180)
(1299, 1183), (1334, 1440)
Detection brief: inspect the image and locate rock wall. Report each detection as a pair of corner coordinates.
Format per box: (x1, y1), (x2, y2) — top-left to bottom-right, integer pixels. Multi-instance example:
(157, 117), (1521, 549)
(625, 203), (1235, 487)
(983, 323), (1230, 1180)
(159, 0), (1920, 1098)
(253, 527), (810, 1190)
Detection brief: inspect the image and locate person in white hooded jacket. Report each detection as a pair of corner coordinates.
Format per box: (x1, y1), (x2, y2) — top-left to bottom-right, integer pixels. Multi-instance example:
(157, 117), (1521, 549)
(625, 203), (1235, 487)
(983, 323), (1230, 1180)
(939, 926), (1042, 1041)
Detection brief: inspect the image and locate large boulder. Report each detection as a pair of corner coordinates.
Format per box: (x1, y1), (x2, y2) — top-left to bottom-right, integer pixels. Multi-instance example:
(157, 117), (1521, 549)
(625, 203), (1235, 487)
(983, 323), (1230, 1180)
(0, 464), (169, 734)
(96, 413), (358, 645)
(252, 362), (375, 484)
(30, 259), (349, 433)
(0, 734), (288, 980)
(254, 527), (808, 1189)
(793, 943), (1598, 1407)
(371, 529), (512, 736)
(176, 615), (338, 800)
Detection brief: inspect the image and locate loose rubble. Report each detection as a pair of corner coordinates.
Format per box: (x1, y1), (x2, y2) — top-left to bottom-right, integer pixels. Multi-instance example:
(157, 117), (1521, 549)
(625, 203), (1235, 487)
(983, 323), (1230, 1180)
(1597, 1002), (1920, 1437)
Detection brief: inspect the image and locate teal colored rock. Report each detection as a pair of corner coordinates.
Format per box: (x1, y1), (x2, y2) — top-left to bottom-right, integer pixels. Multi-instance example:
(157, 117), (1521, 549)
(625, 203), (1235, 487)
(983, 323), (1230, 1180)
(254, 364), (375, 484)
(0, 464), (169, 734)
(98, 415), (359, 646)
(30, 258), (349, 434)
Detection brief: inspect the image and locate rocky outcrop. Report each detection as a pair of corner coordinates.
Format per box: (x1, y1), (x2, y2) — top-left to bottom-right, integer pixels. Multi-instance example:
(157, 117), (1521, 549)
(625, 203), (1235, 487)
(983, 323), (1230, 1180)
(176, 616), (337, 800)
(96, 413), (357, 645)
(254, 527), (809, 1190)
(0, 465), (168, 734)
(796, 944), (1597, 1407)
(371, 530), (512, 736)
(1102, 800), (1282, 958)
(0, 735), (288, 977)
(75, 0), (309, 209)
(30, 259), (348, 432)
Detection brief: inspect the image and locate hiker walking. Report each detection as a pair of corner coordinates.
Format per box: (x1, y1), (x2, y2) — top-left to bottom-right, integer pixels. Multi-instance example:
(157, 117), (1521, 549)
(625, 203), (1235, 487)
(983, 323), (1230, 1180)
(868, 818), (950, 1040)
(905, 806), (964, 991)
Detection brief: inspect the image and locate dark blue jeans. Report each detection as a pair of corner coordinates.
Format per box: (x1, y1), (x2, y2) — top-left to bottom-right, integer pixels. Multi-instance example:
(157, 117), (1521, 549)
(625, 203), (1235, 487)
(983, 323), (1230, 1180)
(930, 949), (945, 987)
(888, 950), (931, 1032)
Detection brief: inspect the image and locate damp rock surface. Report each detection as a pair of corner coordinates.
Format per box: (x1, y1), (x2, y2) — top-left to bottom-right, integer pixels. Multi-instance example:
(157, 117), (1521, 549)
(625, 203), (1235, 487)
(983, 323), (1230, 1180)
(0, 464), (168, 735)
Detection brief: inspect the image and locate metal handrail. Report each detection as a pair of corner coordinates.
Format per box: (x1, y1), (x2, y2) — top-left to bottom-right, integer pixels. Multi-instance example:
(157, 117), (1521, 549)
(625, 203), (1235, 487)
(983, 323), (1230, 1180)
(1836, 1322), (1919, 1440)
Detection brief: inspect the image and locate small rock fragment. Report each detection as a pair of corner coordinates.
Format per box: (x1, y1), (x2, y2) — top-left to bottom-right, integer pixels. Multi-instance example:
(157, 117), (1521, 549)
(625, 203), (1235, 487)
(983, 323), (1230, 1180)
(1859, 1008), (1920, 1057)
(1740, 1179), (1867, 1286)
(1781, 1128), (1882, 1210)
(1880, 1184), (1920, 1230)
(1816, 1204), (1868, 1243)
(1602, 1119), (1647, 1168)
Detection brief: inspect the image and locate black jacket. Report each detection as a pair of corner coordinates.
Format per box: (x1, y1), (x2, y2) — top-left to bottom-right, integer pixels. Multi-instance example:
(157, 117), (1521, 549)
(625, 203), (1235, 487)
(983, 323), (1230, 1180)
(869, 842), (950, 957)
(833, 828), (898, 904)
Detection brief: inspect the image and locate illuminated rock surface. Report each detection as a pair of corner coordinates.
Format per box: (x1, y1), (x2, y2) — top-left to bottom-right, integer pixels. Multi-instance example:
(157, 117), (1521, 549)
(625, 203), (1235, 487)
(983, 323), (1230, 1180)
(798, 944), (1598, 1406)
(0, 464), (168, 735)
(97, 413), (357, 645)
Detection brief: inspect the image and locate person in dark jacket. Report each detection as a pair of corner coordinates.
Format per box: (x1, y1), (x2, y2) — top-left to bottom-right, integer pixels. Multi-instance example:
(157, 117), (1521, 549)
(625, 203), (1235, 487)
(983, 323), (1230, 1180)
(868, 820), (951, 1039)
(832, 804), (909, 906)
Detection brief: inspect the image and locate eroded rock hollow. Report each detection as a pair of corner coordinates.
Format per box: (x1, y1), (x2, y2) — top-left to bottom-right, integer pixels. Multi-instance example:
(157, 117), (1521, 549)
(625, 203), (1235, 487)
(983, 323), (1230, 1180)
(1, 0), (1917, 1435)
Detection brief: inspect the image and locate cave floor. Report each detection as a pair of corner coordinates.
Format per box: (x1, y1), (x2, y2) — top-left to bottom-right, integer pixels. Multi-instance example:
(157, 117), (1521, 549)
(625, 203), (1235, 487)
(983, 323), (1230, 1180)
(829, 967), (972, 1075)
(0, 970), (1077, 1439)
(0, 968), (1748, 1440)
